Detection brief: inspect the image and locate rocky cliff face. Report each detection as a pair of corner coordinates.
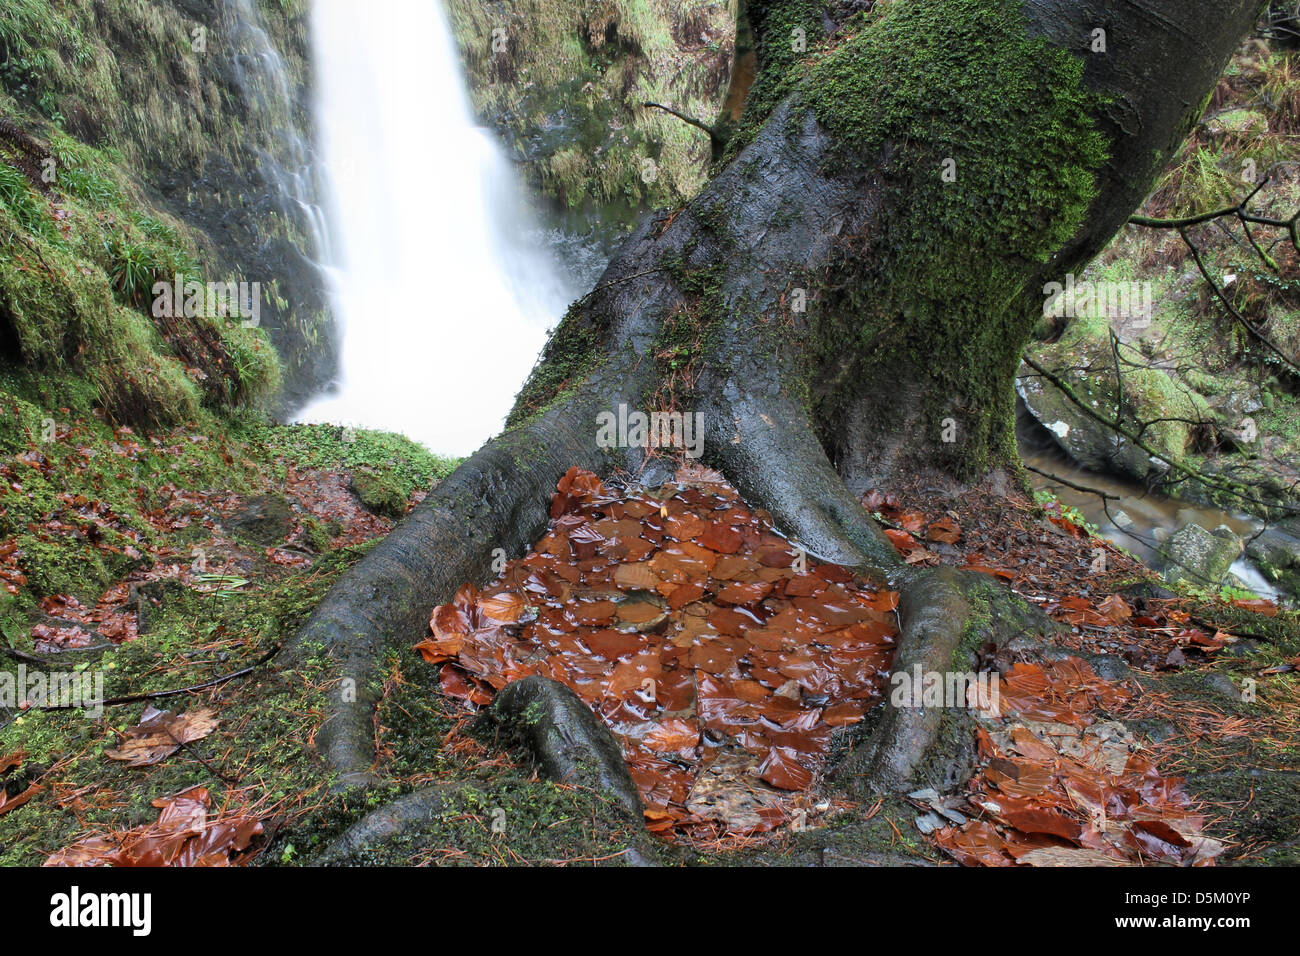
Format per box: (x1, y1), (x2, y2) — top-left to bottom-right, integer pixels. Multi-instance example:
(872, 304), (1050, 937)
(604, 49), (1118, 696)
(446, 0), (738, 216)
(0, 0), (331, 412)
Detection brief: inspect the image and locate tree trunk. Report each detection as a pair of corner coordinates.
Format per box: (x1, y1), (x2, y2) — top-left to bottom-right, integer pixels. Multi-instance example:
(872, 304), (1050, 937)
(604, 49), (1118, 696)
(289, 0), (1264, 821)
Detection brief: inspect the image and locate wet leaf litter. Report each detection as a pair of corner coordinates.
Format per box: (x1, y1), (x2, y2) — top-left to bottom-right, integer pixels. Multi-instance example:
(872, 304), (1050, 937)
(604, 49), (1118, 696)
(419, 467), (898, 838)
(422, 467), (1237, 862)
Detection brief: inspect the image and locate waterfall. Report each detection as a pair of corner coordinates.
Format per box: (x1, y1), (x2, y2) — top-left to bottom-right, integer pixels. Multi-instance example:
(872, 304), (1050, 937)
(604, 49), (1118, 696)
(298, 0), (573, 456)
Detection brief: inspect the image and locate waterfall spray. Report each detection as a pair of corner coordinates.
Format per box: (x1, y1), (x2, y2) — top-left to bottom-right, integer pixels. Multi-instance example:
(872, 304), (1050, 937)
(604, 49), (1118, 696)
(298, 0), (572, 456)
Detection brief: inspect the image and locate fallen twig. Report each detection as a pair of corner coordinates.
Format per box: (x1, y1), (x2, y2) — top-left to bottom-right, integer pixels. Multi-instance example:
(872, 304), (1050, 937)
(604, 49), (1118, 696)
(37, 645), (281, 711)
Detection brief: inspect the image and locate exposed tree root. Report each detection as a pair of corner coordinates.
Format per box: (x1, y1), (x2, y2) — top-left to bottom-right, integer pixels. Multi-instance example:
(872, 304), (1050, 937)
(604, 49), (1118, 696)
(311, 777), (659, 867)
(699, 385), (905, 574)
(834, 567), (1055, 795)
(699, 404), (1060, 795)
(470, 676), (644, 820)
(312, 783), (474, 865)
(285, 394), (612, 788)
(312, 677), (659, 866)
(289, 371), (1064, 856)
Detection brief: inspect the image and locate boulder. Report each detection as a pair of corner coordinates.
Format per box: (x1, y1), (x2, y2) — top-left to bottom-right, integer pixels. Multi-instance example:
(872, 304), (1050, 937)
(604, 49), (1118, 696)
(1018, 315), (1210, 483)
(1017, 365), (1151, 478)
(228, 493), (293, 546)
(1156, 522), (1243, 587)
(1245, 518), (1300, 596)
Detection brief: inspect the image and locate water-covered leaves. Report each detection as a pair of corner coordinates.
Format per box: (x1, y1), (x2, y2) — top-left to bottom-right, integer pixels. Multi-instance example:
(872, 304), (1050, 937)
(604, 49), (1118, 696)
(421, 467), (899, 838)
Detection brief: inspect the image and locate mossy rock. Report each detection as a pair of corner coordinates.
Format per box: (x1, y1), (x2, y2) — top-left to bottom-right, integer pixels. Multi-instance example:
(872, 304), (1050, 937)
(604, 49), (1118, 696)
(349, 469), (409, 519)
(299, 515), (339, 553)
(15, 532), (132, 600)
(1245, 518), (1300, 594)
(1208, 108), (1269, 137)
(446, 0), (735, 210)
(1019, 313), (1211, 481)
(229, 493), (294, 546)
(1156, 522), (1244, 587)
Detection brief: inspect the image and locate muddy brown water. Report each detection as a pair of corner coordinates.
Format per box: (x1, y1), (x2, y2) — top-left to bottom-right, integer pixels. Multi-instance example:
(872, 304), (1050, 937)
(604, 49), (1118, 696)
(1017, 408), (1283, 600)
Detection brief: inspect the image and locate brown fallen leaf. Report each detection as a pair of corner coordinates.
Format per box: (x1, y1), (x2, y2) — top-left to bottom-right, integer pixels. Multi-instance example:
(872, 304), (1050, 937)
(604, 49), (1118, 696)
(758, 746), (813, 791)
(0, 782), (40, 817)
(1097, 593), (1132, 625)
(426, 467), (901, 838)
(643, 719), (700, 755)
(104, 705), (220, 767)
(479, 591), (524, 623)
(1019, 846), (1132, 867)
(926, 516), (962, 544)
(45, 786), (263, 867)
(614, 562), (659, 591)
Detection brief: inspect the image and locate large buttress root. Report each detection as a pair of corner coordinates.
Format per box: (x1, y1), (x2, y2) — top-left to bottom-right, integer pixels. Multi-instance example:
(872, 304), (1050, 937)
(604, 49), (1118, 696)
(701, 385), (905, 574)
(312, 784), (476, 865)
(700, 385), (1057, 794)
(470, 676), (644, 820)
(286, 394), (610, 787)
(313, 677), (658, 866)
(833, 567), (1054, 795)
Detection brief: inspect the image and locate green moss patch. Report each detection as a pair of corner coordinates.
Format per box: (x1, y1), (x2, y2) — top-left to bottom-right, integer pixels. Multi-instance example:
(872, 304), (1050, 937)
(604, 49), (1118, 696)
(797, 0), (1108, 478)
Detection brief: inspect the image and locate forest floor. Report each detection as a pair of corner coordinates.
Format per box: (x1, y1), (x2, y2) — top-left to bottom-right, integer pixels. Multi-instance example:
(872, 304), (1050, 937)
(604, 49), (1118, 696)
(0, 407), (1294, 866)
(0, 15), (1297, 872)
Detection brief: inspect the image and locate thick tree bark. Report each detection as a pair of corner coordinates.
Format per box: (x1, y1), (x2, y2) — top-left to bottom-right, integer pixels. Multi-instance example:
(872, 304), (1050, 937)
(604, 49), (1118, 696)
(287, 0), (1263, 831)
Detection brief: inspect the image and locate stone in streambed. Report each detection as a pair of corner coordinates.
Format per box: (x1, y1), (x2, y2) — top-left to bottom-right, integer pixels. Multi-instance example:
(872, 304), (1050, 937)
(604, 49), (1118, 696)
(1155, 522), (1243, 587)
(1245, 518), (1300, 596)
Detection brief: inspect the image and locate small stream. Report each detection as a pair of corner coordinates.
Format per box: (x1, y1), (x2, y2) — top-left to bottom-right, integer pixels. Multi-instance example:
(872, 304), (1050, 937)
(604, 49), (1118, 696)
(1017, 403), (1283, 600)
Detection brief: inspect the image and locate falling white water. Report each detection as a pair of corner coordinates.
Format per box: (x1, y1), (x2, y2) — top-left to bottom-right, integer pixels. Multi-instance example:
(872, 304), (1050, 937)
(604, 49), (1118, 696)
(296, 0), (573, 456)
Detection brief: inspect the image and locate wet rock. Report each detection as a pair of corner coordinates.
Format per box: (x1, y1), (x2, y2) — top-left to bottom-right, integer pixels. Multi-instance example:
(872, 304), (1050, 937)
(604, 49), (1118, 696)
(1089, 654), (1133, 682)
(1119, 580), (1177, 602)
(1017, 368), (1152, 479)
(1202, 672), (1245, 701)
(1218, 415), (1261, 451)
(1017, 338), (1210, 483)
(1209, 384), (1265, 420)
(228, 493), (293, 546)
(348, 470), (408, 520)
(637, 460), (675, 489)
(1224, 572), (1254, 592)
(1155, 522), (1243, 587)
(1222, 638), (1262, 658)
(1245, 518), (1300, 596)
(1127, 718), (1177, 744)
